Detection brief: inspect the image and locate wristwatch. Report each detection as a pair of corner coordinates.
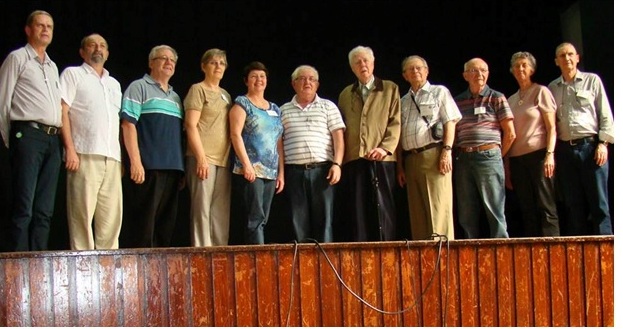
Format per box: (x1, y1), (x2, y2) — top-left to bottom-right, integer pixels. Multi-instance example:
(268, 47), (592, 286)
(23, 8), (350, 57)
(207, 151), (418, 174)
(600, 140), (609, 146)
(442, 145), (452, 150)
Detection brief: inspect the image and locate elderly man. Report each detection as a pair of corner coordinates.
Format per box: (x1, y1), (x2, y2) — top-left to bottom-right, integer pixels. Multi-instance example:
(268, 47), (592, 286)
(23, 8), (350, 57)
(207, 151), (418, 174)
(280, 65), (345, 242)
(337, 46), (401, 242)
(397, 55), (462, 240)
(453, 58), (515, 239)
(59, 33), (123, 250)
(547, 42), (614, 236)
(0, 10), (62, 251)
(119, 45), (185, 248)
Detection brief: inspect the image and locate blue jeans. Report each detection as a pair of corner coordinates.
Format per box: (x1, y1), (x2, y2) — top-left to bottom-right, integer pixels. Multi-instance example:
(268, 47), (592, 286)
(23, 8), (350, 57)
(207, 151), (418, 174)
(555, 140), (612, 235)
(8, 123), (61, 251)
(285, 162), (334, 243)
(454, 147), (508, 238)
(232, 174), (276, 244)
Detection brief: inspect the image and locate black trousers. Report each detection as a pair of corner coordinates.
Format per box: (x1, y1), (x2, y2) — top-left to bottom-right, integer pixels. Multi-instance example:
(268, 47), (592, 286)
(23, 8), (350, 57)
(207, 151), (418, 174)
(336, 159), (398, 242)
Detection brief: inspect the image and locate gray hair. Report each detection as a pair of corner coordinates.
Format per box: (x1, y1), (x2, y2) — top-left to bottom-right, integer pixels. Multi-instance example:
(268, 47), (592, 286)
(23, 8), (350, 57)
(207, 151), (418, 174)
(348, 46), (375, 66)
(290, 65), (319, 81)
(401, 55), (428, 72)
(201, 48), (227, 66)
(26, 10), (53, 27)
(509, 51), (537, 73)
(148, 45), (178, 65)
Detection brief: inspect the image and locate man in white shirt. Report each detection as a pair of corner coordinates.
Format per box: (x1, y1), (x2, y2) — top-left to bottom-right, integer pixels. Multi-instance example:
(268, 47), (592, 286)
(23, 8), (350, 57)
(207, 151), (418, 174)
(60, 33), (123, 250)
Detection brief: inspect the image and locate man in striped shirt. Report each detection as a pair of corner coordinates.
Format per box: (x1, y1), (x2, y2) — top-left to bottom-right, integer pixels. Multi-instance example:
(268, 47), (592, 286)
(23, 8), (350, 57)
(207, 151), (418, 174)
(453, 58), (516, 239)
(280, 65), (345, 242)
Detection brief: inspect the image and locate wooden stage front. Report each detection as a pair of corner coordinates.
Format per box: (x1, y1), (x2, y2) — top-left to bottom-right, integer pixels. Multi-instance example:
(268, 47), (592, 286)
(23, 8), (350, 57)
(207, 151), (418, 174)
(0, 236), (614, 326)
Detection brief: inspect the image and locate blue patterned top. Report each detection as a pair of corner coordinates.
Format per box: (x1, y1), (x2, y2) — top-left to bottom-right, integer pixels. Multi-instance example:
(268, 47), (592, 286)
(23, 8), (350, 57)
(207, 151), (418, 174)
(232, 95), (283, 180)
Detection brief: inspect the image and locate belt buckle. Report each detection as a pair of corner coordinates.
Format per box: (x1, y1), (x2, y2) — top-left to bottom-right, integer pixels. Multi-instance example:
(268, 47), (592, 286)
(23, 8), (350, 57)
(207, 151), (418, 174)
(465, 146), (474, 152)
(44, 126), (58, 135)
(569, 139), (577, 146)
(304, 163), (314, 170)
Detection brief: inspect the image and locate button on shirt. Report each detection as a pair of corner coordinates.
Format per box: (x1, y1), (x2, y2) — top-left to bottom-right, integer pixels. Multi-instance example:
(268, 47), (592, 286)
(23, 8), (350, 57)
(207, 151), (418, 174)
(547, 70), (614, 143)
(400, 82), (462, 151)
(60, 63), (123, 161)
(0, 43), (62, 147)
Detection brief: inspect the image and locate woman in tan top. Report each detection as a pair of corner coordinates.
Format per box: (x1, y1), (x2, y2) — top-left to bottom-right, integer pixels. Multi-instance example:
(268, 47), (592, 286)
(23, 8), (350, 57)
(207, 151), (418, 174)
(184, 48), (232, 246)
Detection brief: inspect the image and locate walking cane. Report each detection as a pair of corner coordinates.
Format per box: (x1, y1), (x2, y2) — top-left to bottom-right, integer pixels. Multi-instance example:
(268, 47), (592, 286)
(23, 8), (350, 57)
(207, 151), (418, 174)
(371, 160), (384, 241)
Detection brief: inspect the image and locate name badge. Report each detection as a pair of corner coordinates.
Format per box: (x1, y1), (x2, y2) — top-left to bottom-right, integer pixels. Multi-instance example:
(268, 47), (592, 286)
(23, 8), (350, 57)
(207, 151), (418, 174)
(576, 90), (591, 99)
(420, 104), (434, 117)
(266, 110), (279, 117)
(474, 106), (486, 115)
(221, 93), (229, 103)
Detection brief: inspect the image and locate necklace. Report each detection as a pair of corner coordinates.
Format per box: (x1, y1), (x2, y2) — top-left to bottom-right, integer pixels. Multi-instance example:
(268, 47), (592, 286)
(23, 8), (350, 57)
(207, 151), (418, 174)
(517, 84), (533, 106)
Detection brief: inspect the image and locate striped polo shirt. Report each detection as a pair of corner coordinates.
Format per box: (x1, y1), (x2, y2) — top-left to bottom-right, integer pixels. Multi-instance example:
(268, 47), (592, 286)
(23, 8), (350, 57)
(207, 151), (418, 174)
(453, 85), (513, 147)
(280, 94), (345, 164)
(120, 74), (184, 171)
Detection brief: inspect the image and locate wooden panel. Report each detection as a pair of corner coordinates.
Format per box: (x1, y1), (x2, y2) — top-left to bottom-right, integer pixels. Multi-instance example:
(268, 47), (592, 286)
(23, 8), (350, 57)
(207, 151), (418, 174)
(380, 246), (400, 326)
(420, 245), (441, 327)
(298, 248), (320, 326)
(233, 252), (256, 326)
(211, 252), (235, 326)
(29, 257), (52, 326)
(360, 248), (381, 327)
(340, 248), (362, 326)
(166, 253), (190, 326)
(0, 237), (614, 327)
(531, 243), (552, 326)
(190, 253), (212, 326)
(75, 255), (98, 326)
(477, 246), (497, 326)
(495, 244), (515, 326)
(458, 246), (478, 326)
(4, 259), (27, 326)
(119, 254), (142, 326)
(52, 256), (71, 326)
(600, 242), (614, 326)
(566, 242), (586, 326)
(548, 243), (569, 326)
(98, 255), (119, 326)
(583, 242), (603, 327)
(255, 250), (279, 326)
(513, 244), (533, 326)
(444, 245), (461, 327)
(318, 248), (342, 326)
(399, 247), (420, 326)
(277, 248), (300, 326)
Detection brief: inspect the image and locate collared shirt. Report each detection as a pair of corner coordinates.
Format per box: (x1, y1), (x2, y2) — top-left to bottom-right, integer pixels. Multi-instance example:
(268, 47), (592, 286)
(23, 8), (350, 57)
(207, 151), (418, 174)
(453, 85), (513, 147)
(0, 43), (62, 147)
(400, 81), (462, 150)
(120, 74), (184, 171)
(547, 70), (614, 143)
(359, 77), (375, 103)
(280, 94), (345, 164)
(183, 83), (232, 167)
(60, 63), (122, 161)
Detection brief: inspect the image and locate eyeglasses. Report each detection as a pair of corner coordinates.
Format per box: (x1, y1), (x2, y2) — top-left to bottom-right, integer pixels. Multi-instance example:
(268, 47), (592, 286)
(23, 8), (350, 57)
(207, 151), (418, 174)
(152, 56), (177, 64)
(404, 66), (427, 72)
(465, 68), (488, 74)
(295, 76), (318, 83)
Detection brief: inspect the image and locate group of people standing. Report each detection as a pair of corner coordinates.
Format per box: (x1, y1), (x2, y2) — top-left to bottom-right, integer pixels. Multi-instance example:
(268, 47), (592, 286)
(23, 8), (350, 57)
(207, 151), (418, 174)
(0, 10), (614, 252)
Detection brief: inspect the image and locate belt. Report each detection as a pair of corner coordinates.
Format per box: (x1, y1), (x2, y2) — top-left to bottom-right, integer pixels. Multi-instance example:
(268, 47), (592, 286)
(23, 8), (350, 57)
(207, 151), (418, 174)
(405, 142), (441, 155)
(13, 121), (61, 135)
(287, 161), (332, 170)
(460, 143), (499, 153)
(560, 136), (597, 146)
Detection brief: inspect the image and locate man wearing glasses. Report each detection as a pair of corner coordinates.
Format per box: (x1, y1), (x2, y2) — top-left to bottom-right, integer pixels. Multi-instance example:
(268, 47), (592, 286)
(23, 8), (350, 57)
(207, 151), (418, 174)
(280, 65), (345, 243)
(453, 58), (516, 239)
(119, 45), (185, 248)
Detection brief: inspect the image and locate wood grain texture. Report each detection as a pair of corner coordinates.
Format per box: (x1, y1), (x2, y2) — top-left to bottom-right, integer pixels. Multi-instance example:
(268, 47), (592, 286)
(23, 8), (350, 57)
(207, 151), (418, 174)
(0, 237), (613, 327)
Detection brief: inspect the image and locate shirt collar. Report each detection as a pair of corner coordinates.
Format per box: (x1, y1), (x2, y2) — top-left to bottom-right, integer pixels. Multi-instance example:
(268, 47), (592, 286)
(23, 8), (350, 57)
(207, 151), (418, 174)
(80, 62), (110, 78)
(24, 43), (52, 66)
